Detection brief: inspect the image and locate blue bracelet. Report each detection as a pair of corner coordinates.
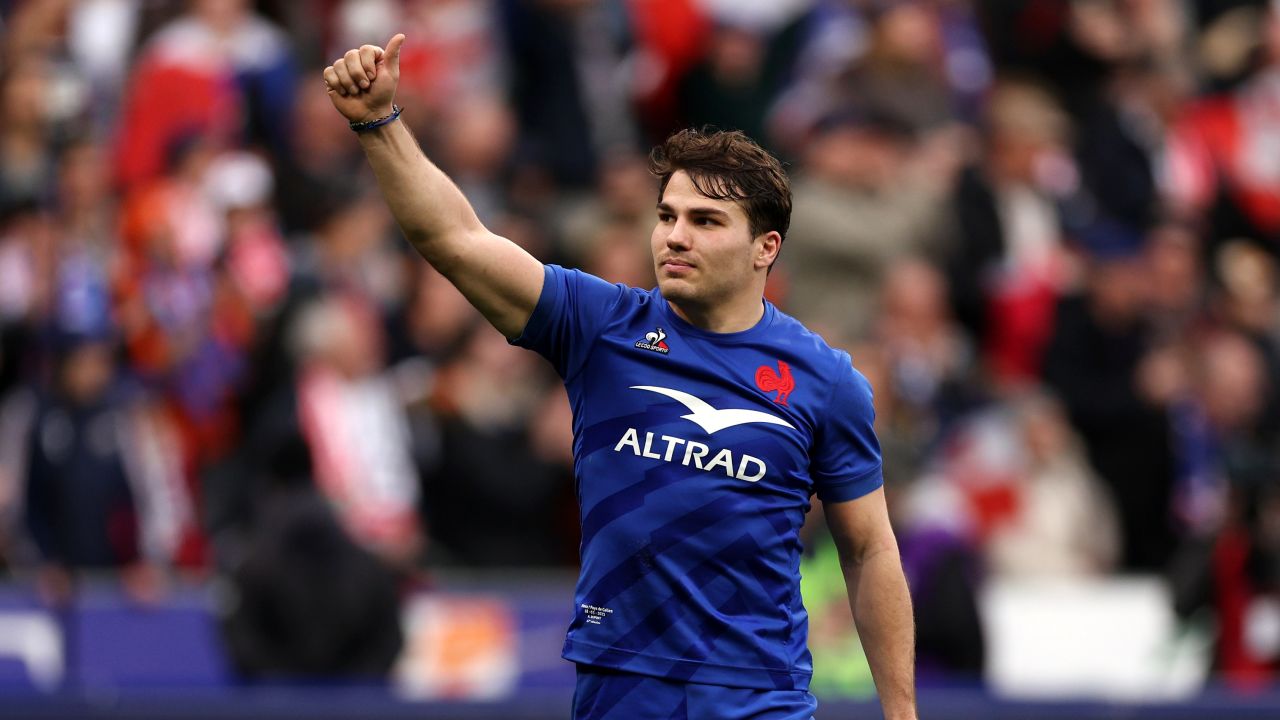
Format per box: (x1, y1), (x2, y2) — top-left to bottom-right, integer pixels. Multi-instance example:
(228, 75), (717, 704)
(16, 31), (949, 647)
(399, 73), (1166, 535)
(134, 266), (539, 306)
(350, 104), (402, 133)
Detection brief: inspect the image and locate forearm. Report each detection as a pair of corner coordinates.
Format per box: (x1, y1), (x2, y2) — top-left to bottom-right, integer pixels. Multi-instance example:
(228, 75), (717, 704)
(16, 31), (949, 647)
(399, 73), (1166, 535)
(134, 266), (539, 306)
(844, 545), (917, 720)
(356, 119), (486, 271)
(324, 35), (542, 337)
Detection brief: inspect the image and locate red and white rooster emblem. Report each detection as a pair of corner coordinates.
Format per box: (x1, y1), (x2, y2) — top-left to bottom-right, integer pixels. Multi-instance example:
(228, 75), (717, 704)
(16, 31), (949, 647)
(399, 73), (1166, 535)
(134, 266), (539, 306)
(755, 360), (794, 406)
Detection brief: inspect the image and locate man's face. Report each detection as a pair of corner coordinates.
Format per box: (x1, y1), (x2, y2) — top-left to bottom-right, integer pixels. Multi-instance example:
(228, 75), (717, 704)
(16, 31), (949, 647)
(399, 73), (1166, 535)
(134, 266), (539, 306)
(650, 170), (765, 309)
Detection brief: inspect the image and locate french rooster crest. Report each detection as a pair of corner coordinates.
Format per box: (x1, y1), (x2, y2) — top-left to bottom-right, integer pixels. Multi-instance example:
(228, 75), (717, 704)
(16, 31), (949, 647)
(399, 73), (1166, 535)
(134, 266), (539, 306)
(755, 361), (794, 405)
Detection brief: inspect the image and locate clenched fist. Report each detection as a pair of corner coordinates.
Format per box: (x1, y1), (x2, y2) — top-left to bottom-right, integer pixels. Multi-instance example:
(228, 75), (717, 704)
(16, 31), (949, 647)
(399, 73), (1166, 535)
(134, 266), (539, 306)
(323, 33), (405, 124)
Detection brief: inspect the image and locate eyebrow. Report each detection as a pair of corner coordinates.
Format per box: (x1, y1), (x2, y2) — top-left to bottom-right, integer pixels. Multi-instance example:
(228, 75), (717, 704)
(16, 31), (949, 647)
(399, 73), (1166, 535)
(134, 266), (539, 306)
(656, 202), (731, 219)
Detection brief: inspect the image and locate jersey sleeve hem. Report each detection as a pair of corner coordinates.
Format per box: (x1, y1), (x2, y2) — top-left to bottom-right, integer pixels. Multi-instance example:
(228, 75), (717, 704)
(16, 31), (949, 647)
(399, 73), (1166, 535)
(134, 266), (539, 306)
(813, 463), (884, 503)
(507, 263), (557, 351)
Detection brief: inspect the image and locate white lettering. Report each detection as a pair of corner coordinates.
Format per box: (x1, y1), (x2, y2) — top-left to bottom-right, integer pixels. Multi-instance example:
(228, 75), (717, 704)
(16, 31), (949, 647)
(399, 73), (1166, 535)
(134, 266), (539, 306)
(705, 448), (735, 477)
(640, 431), (661, 459)
(683, 441), (709, 469)
(736, 455), (766, 483)
(660, 435), (685, 462)
(614, 428), (642, 455)
(613, 430), (770, 483)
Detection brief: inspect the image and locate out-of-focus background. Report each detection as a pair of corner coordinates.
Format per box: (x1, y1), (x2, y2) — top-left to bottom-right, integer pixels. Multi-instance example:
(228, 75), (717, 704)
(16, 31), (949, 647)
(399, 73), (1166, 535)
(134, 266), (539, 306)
(0, 0), (1278, 717)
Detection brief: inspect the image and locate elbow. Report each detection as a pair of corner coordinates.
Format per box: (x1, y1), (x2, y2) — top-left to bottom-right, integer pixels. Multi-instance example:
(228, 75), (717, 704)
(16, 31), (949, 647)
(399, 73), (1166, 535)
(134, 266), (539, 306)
(840, 531), (902, 572)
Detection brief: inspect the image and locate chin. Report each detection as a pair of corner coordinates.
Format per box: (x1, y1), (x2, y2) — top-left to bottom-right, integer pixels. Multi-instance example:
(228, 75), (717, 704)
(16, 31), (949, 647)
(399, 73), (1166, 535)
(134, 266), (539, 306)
(657, 276), (697, 301)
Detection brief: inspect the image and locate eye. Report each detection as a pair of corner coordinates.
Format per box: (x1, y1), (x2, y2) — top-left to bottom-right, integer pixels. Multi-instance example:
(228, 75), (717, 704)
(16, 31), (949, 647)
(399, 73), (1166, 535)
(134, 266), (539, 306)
(695, 217), (719, 227)
(658, 212), (674, 222)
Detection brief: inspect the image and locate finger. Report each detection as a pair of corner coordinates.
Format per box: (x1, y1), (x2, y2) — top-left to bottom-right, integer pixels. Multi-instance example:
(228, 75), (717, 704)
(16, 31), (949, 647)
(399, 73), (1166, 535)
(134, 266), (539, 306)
(343, 49), (369, 90)
(323, 65), (344, 96)
(384, 33), (405, 72)
(358, 45), (379, 82)
(332, 58), (358, 95)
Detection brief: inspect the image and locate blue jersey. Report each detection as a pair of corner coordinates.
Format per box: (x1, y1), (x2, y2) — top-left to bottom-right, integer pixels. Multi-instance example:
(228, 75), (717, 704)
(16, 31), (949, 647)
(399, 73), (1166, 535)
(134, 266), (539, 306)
(512, 264), (883, 692)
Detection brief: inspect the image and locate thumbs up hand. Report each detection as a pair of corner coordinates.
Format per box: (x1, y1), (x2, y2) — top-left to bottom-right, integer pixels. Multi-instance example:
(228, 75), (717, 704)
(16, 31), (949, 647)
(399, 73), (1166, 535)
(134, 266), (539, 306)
(323, 33), (405, 124)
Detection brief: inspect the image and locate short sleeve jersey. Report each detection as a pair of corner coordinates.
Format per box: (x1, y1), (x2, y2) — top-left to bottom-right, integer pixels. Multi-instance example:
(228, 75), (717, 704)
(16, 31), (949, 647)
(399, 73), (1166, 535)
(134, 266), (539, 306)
(512, 264), (883, 691)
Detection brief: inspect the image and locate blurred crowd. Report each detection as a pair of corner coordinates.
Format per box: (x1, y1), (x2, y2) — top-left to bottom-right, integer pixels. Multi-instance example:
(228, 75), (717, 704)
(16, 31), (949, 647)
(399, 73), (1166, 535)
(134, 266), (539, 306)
(0, 0), (1278, 687)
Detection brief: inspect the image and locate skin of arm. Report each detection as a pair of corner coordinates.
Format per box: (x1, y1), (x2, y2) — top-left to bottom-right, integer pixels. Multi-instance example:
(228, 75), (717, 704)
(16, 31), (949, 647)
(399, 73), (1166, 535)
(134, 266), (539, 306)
(322, 35), (544, 339)
(823, 488), (917, 720)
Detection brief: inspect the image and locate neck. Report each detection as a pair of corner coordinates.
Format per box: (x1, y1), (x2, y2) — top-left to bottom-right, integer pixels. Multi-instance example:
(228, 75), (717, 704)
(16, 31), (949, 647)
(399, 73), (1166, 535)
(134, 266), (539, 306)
(667, 293), (766, 334)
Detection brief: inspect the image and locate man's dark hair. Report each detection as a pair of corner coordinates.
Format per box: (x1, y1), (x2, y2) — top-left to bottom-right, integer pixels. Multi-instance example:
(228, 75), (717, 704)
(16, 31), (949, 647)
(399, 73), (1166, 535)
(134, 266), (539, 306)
(648, 128), (792, 244)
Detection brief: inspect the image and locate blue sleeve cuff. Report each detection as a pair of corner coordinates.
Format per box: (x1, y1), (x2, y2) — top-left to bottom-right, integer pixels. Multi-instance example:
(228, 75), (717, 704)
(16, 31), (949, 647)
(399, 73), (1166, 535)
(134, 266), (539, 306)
(814, 464), (884, 503)
(508, 264), (557, 350)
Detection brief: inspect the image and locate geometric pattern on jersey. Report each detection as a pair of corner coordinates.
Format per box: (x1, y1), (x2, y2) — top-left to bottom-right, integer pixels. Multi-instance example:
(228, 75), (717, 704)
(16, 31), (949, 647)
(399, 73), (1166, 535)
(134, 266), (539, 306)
(573, 664), (818, 720)
(513, 264), (882, 691)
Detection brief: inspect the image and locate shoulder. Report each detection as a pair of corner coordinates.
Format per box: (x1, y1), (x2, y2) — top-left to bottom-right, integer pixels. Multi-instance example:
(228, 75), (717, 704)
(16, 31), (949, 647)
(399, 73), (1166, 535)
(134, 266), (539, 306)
(769, 308), (876, 421)
(770, 307), (864, 378)
(544, 264), (651, 305)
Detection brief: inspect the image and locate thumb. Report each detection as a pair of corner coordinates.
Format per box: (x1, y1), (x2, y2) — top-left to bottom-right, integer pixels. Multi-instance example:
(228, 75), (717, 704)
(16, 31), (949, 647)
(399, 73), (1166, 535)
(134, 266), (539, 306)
(384, 33), (405, 72)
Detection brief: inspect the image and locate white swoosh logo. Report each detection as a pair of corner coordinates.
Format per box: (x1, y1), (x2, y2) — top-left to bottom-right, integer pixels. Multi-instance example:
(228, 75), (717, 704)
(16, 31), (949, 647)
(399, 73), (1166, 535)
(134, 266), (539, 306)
(630, 385), (796, 435)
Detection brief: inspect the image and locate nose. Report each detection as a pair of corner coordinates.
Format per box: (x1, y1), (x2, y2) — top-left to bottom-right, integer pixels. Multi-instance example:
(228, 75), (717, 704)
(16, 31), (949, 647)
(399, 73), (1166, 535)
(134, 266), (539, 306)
(664, 219), (692, 251)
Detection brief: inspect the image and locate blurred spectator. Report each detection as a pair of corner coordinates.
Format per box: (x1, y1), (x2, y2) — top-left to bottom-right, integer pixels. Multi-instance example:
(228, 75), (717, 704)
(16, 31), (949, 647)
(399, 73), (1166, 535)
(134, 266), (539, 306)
(767, 0), (871, 151)
(393, 0), (505, 121)
(22, 339), (127, 580)
(115, 0), (295, 191)
(896, 485), (986, 677)
(985, 391), (1120, 577)
(1043, 234), (1178, 571)
(782, 113), (954, 343)
(115, 139), (252, 551)
(1171, 331), (1280, 689)
(677, 22), (784, 146)
(56, 138), (117, 255)
(946, 79), (1075, 384)
(60, 0), (146, 132)
(272, 87), (365, 236)
(221, 463), (403, 681)
(628, 0), (713, 141)
(1212, 241), (1280, 443)
(1164, 3), (1280, 249)
(388, 263), (483, 367)
(1155, 249), (1280, 536)
(1146, 217), (1208, 332)
(431, 93), (517, 227)
(207, 151), (291, 320)
(0, 204), (54, 397)
(291, 294), (425, 569)
(19, 332), (168, 604)
(421, 326), (567, 567)
(557, 150), (657, 267)
(870, 258), (979, 450)
(837, 0), (955, 133)
(499, 0), (637, 188)
(292, 190), (405, 310)
(0, 55), (59, 212)
(1215, 240), (1280, 344)
(1073, 47), (1191, 234)
(579, 219), (656, 289)
(979, 0), (1126, 115)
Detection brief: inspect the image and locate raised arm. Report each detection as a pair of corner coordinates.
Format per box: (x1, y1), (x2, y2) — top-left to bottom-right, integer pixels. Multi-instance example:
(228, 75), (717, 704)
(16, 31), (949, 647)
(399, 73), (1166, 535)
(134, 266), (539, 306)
(823, 488), (917, 720)
(322, 34), (543, 339)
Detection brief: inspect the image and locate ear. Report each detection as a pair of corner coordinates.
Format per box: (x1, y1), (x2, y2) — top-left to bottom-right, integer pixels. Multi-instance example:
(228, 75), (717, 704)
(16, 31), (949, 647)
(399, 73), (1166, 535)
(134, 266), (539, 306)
(754, 231), (782, 271)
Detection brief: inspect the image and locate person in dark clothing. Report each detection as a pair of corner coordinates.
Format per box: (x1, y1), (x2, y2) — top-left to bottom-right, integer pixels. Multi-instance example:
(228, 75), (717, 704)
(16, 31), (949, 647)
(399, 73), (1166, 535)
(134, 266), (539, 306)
(24, 339), (139, 577)
(944, 80), (1074, 383)
(1042, 243), (1177, 571)
(221, 436), (403, 680)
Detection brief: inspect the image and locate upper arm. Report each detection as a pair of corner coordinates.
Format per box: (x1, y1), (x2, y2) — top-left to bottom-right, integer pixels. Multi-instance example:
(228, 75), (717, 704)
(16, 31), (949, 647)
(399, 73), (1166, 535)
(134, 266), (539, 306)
(811, 355), (890, 565)
(810, 358), (883, 503)
(428, 230), (545, 340)
(823, 488), (898, 566)
(508, 263), (631, 380)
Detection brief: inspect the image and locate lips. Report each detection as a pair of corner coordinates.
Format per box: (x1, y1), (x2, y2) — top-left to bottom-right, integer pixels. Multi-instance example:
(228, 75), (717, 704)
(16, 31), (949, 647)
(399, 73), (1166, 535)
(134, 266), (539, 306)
(659, 257), (696, 273)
